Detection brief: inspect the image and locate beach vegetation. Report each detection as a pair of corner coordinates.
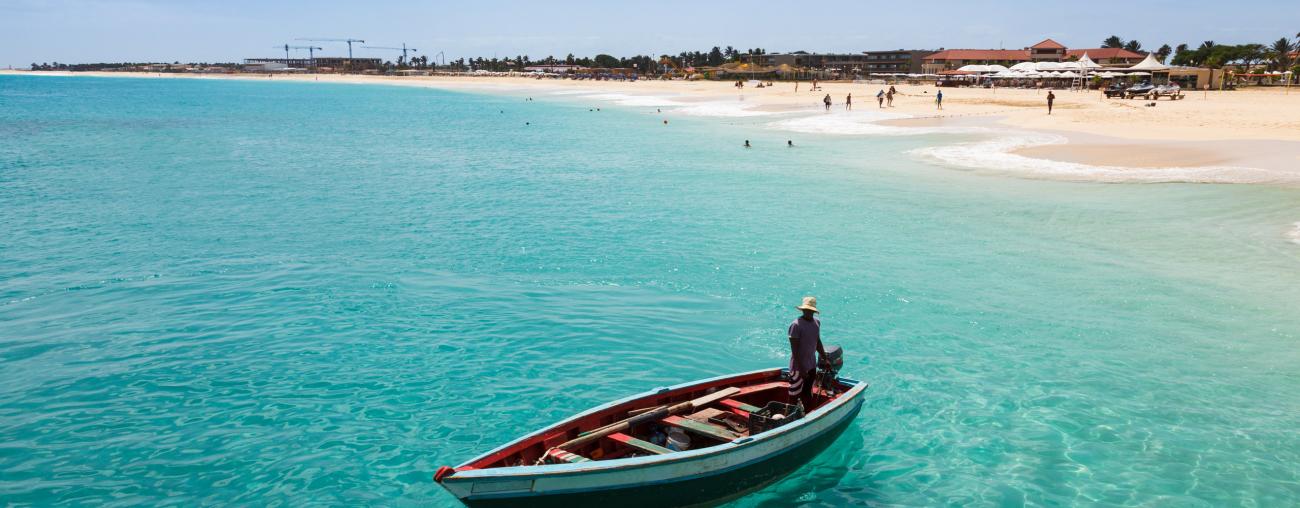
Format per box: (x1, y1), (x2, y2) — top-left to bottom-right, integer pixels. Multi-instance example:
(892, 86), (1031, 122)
(1156, 44), (1173, 63)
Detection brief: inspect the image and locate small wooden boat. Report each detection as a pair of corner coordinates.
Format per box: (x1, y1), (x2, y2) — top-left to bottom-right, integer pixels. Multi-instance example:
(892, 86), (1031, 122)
(435, 367), (867, 507)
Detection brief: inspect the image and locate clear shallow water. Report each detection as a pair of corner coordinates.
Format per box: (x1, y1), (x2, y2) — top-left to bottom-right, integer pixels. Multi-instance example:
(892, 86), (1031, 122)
(2, 75), (1299, 506)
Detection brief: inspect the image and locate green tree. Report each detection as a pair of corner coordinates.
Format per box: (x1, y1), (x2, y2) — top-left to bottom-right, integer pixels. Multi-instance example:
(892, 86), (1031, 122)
(1124, 40), (1143, 53)
(1156, 44), (1172, 63)
(1271, 37), (1295, 71)
(1103, 35), (1125, 48)
(708, 46), (724, 66)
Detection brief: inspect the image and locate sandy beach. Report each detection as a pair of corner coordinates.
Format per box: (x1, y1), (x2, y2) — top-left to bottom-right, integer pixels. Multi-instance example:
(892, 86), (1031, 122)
(7, 70), (1299, 184)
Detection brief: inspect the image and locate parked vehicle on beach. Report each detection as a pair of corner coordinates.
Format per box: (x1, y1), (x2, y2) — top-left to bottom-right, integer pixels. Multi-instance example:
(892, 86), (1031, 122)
(1125, 82), (1157, 99)
(1103, 83), (1128, 98)
(1153, 84), (1184, 100)
(434, 358), (867, 507)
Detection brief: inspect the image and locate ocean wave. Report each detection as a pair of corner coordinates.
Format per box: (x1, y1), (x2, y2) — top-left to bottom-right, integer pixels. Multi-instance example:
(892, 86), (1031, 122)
(767, 111), (987, 136)
(1288, 223), (1300, 245)
(910, 132), (1286, 184)
(669, 101), (778, 117)
(579, 93), (683, 107)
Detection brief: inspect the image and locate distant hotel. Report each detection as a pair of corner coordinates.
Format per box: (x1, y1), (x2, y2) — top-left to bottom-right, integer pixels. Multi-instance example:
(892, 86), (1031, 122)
(921, 39), (1145, 73)
(742, 39), (1144, 76)
(243, 57), (383, 72)
(749, 50), (931, 74)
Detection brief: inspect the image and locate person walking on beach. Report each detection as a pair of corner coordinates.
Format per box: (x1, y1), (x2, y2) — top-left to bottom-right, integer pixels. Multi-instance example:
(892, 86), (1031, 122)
(845, 93), (852, 110)
(1047, 91), (1055, 115)
(823, 94), (831, 111)
(886, 88), (895, 107)
(788, 297), (827, 410)
(936, 90), (944, 110)
(876, 89), (885, 108)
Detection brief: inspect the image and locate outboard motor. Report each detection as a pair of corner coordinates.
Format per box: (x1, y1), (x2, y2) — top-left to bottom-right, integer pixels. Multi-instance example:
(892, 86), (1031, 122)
(816, 345), (844, 396)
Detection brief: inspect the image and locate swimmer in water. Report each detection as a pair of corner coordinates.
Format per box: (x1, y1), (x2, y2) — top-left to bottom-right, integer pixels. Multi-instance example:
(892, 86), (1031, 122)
(788, 140), (793, 147)
(744, 140), (751, 148)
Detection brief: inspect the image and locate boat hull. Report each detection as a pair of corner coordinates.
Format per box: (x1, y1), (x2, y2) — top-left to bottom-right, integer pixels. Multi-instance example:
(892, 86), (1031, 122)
(439, 370), (867, 507)
(461, 402), (859, 507)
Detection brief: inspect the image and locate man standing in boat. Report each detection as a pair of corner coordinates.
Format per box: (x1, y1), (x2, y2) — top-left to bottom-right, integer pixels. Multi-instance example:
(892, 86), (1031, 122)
(788, 296), (827, 410)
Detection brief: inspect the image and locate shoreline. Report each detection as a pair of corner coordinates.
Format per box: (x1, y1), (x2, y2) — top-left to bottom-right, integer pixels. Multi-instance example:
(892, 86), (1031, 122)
(5, 70), (1300, 185)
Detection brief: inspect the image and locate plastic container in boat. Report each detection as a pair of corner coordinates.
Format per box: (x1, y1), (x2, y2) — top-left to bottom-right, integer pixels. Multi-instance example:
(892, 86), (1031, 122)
(666, 428), (691, 451)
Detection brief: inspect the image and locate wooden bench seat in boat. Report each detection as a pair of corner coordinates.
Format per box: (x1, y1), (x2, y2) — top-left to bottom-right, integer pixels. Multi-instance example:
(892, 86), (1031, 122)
(545, 448), (589, 463)
(661, 415), (743, 442)
(719, 398), (762, 416)
(606, 432), (672, 455)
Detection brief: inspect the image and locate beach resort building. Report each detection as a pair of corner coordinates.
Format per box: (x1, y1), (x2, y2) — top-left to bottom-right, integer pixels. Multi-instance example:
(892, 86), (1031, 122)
(751, 50), (930, 74)
(1029, 39), (1067, 61)
(922, 39), (1147, 73)
(861, 50), (931, 74)
(921, 49), (1031, 74)
(243, 57), (383, 71)
(1065, 48), (1145, 65)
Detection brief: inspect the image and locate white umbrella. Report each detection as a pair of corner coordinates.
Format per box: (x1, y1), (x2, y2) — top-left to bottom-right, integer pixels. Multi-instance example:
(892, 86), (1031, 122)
(1034, 62), (1063, 71)
(985, 64), (1009, 73)
(1096, 71), (1118, 78)
(1126, 71), (1151, 76)
(1009, 62), (1037, 72)
(1058, 71), (1082, 78)
(1058, 62), (1082, 70)
(957, 64), (989, 73)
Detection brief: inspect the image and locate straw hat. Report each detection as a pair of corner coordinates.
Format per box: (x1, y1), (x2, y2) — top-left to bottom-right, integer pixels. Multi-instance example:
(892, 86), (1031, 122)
(796, 296), (819, 313)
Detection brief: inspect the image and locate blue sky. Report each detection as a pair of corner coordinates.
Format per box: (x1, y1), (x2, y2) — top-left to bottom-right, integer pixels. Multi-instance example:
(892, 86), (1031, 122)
(2, 0), (1297, 67)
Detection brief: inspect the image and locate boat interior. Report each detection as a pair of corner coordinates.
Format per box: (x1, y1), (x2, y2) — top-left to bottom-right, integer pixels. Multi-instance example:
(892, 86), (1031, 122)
(461, 369), (852, 469)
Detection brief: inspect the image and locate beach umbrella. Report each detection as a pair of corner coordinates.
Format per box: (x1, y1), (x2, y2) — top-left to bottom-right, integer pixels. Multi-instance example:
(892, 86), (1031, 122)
(1034, 62), (1063, 71)
(1009, 62), (1036, 72)
(1126, 71), (1151, 76)
(1058, 71), (1082, 78)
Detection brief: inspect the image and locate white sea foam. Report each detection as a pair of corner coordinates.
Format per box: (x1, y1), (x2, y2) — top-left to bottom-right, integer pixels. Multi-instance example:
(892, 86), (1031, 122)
(578, 93), (683, 107)
(767, 111), (988, 136)
(910, 132), (1285, 184)
(669, 101), (782, 118)
(1288, 223), (1300, 245)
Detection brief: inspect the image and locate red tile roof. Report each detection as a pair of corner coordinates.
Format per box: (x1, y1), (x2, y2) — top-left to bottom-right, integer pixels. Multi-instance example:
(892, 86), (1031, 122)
(1031, 39), (1066, 49)
(923, 49), (1031, 61)
(1066, 48), (1145, 60)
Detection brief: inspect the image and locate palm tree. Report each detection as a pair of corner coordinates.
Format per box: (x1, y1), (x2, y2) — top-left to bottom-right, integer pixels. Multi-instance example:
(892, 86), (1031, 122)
(1103, 35), (1125, 48)
(1271, 37), (1294, 71)
(1200, 40), (1215, 50)
(1124, 40), (1143, 53)
(1156, 44), (1173, 63)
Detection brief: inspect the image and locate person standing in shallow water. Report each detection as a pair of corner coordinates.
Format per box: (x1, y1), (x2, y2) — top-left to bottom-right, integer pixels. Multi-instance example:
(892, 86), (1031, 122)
(823, 94), (831, 111)
(846, 93), (852, 110)
(788, 296), (827, 410)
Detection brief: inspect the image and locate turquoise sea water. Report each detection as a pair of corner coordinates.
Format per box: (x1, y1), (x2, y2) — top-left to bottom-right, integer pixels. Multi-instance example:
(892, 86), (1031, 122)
(2, 74), (1299, 506)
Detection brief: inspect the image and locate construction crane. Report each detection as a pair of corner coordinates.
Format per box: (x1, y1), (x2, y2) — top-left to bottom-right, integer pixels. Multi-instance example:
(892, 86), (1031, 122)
(297, 38), (365, 59)
(361, 43), (419, 63)
(275, 44), (323, 66)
